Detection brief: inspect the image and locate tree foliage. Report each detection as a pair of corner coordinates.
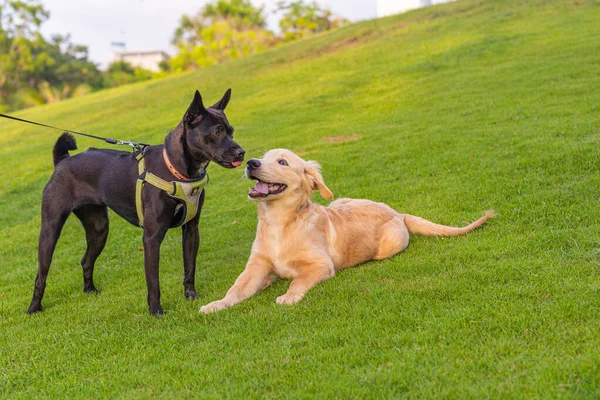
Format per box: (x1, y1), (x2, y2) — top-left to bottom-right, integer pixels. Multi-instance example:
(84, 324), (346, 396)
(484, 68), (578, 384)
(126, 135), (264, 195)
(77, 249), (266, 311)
(102, 60), (153, 88)
(169, 0), (348, 72)
(0, 0), (351, 111)
(173, 0), (266, 45)
(276, 1), (348, 42)
(170, 0), (274, 72)
(0, 0), (101, 111)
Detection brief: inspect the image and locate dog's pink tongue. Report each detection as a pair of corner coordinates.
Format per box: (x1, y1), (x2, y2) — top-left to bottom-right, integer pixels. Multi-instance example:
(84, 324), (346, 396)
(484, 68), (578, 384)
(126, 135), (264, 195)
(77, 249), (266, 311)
(231, 161), (242, 167)
(255, 182), (269, 194)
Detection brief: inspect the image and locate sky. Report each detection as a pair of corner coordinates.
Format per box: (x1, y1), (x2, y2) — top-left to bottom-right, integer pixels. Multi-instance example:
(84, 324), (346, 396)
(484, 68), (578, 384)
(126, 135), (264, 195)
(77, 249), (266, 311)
(39, 0), (377, 69)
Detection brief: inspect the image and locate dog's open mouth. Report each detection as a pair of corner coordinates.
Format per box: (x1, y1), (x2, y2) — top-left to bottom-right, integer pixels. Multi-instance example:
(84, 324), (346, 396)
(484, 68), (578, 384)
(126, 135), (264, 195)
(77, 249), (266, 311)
(217, 160), (243, 169)
(248, 179), (287, 198)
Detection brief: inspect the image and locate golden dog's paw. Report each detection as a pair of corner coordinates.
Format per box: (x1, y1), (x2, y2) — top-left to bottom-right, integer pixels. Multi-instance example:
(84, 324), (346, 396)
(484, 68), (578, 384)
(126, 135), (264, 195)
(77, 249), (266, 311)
(199, 301), (227, 313)
(276, 293), (303, 305)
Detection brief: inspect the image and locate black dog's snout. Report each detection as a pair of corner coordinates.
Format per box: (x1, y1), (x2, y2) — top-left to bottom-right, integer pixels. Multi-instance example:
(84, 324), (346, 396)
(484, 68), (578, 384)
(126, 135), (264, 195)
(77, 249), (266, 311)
(235, 148), (245, 158)
(247, 159), (261, 170)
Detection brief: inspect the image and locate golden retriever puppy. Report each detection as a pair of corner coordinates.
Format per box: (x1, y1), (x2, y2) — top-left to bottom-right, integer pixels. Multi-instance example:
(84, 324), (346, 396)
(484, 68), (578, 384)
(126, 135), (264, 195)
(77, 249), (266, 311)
(200, 149), (493, 313)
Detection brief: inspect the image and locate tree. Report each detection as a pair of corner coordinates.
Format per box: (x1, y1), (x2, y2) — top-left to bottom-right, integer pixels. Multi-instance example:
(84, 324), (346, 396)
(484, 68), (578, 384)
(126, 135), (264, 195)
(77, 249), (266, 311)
(29, 34), (103, 104)
(173, 0), (266, 45)
(0, 0), (49, 39)
(275, 1), (348, 42)
(102, 60), (153, 88)
(202, 0), (266, 28)
(0, 0), (101, 111)
(170, 0), (274, 72)
(169, 0), (350, 73)
(0, 0), (47, 109)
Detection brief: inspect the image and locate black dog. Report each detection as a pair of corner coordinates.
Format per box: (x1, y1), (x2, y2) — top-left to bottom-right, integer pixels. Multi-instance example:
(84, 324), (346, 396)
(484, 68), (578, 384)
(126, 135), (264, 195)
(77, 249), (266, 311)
(27, 89), (244, 315)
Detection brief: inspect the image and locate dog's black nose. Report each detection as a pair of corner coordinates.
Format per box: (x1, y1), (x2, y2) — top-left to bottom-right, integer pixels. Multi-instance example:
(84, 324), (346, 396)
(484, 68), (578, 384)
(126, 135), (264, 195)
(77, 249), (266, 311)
(247, 159), (261, 170)
(235, 148), (245, 159)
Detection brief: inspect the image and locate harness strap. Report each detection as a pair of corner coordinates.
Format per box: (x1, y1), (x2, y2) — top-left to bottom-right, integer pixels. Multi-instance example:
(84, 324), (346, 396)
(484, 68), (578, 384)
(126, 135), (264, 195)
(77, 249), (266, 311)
(136, 151), (208, 228)
(136, 153), (147, 227)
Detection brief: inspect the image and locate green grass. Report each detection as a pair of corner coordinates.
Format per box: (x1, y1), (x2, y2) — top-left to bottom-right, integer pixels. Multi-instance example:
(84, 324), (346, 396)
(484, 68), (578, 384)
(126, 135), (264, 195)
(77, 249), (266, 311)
(1, 0), (600, 397)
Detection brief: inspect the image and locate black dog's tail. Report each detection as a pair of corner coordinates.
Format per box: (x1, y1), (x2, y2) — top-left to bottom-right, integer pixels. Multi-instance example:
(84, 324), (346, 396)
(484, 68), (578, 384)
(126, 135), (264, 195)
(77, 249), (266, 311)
(53, 133), (77, 167)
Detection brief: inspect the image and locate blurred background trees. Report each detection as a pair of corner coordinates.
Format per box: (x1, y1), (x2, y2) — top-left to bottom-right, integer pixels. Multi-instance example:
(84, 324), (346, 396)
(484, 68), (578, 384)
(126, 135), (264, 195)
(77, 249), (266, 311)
(0, 0), (101, 111)
(276, 1), (348, 42)
(169, 0), (348, 72)
(0, 0), (348, 111)
(102, 60), (153, 88)
(169, 0), (275, 72)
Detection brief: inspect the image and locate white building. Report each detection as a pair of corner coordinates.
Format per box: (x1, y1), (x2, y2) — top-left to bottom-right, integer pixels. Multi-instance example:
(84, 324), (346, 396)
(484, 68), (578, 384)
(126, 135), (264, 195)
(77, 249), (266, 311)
(377, 0), (454, 17)
(109, 50), (169, 72)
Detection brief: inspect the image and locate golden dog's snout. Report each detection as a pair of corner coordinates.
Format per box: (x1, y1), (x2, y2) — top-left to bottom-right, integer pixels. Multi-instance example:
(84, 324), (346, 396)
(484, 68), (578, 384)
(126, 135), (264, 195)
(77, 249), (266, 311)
(246, 159), (261, 171)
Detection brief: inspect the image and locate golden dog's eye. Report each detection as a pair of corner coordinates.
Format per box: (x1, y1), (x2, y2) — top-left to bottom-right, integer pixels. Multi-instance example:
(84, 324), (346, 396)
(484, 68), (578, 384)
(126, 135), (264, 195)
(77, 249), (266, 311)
(278, 159), (288, 166)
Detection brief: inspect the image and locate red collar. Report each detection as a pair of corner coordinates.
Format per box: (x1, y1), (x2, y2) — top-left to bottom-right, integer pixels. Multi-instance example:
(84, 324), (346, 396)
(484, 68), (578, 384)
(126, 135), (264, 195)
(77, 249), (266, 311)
(162, 148), (189, 181)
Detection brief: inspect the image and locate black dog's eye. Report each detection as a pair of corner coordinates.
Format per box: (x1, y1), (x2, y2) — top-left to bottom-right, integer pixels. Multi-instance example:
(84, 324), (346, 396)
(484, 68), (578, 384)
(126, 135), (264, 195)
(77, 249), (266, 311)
(278, 159), (288, 166)
(212, 128), (222, 137)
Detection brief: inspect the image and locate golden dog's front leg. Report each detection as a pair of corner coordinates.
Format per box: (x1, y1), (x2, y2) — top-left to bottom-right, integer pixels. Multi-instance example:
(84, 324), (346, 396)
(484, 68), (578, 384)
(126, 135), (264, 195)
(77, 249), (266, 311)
(276, 261), (335, 305)
(200, 254), (273, 313)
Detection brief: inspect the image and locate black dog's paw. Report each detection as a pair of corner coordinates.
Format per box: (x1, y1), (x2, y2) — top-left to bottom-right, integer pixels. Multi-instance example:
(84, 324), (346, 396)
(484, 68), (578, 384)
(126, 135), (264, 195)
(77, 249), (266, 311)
(27, 303), (42, 314)
(84, 285), (100, 294)
(150, 306), (164, 316)
(184, 289), (198, 300)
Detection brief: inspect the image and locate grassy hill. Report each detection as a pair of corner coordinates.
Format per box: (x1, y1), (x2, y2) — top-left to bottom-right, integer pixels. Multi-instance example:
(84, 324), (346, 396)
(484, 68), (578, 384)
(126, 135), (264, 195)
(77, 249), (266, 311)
(1, 0), (599, 397)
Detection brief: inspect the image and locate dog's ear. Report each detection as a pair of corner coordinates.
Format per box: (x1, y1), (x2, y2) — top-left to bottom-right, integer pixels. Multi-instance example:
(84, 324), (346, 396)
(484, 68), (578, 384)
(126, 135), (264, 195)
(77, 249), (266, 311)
(183, 90), (206, 124)
(305, 161), (333, 200)
(211, 88), (231, 111)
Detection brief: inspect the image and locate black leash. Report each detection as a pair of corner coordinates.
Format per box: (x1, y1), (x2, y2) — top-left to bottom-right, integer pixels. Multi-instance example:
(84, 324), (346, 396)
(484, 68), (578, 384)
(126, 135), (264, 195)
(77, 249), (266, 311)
(0, 112), (150, 151)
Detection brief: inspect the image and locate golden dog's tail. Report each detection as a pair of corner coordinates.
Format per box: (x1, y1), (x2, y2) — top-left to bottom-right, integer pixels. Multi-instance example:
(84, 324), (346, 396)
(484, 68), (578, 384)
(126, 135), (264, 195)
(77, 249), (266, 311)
(403, 211), (494, 236)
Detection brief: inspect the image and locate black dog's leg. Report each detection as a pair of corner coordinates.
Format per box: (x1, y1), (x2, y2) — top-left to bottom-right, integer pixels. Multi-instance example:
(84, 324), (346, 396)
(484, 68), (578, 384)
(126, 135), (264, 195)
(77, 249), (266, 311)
(182, 220), (200, 300)
(182, 190), (204, 300)
(27, 209), (70, 314)
(74, 205), (109, 294)
(142, 222), (168, 316)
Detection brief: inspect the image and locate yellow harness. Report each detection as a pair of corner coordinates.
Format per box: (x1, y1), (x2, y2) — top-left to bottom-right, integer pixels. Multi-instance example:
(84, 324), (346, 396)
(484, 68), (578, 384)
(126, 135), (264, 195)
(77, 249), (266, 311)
(135, 151), (208, 228)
